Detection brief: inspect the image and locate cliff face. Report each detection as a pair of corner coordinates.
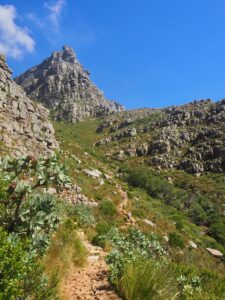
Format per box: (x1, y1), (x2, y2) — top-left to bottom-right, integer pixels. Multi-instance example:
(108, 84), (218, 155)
(15, 46), (124, 122)
(0, 54), (58, 157)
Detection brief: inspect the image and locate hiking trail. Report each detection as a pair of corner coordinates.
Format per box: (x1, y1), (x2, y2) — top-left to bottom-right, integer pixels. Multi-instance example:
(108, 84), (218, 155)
(63, 230), (121, 300)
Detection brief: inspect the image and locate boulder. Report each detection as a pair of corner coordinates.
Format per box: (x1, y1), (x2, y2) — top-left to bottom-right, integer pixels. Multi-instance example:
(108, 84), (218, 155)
(143, 219), (156, 227)
(84, 169), (102, 178)
(206, 248), (223, 258)
(188, 241), (197, 249)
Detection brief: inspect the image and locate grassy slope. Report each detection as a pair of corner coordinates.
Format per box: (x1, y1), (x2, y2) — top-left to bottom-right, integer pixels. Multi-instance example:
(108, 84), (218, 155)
(53, 119), (225, 279)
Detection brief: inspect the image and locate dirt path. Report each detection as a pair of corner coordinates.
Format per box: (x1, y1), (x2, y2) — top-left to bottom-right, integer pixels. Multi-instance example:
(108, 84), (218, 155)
(63, 231), (121, 300)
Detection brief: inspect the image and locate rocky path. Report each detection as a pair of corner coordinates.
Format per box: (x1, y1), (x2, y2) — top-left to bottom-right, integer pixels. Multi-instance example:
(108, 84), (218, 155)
(63, 231), (121, 300)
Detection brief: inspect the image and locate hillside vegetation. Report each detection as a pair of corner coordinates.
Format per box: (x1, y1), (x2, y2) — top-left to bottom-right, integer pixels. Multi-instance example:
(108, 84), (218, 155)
(52, 117), (225, 299)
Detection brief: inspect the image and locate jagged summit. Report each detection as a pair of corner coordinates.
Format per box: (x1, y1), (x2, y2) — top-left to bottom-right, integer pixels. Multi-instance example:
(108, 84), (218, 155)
(15, 46), (124, 122)
(60, 45), (76, 62)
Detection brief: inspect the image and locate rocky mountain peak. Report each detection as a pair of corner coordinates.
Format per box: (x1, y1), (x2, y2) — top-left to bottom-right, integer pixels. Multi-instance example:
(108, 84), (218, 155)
(49, 45), (76, 64)
(61, 45), (76, 61)
(15, 46), (124, 122)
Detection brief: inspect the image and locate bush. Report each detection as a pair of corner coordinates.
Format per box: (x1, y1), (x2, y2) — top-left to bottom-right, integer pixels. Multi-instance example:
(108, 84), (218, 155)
(208, 221), (225, 246)
(19, 192), (63, 255)
(0, 154), (70, 233)
(72, 204), (95, 227)
(92, 221), (113, 248)
(0, 155), (71, 298)
(0, 228), (57, 300)
(99, 200), (117, 216)
(103, 227), (166, 282)
(169, 232), (185, 248)
(188, 202), (208, 226)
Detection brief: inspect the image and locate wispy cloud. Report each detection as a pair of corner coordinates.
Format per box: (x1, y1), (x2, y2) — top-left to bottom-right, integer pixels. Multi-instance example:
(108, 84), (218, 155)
(0, 4), (35, 59)
(27, 13), (44, 28)
(44, 0), (66, 30)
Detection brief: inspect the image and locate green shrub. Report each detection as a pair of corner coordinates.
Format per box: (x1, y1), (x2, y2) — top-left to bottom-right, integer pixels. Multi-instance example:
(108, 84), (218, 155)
(169, 232), (185, 248)
(188, 202), (208, 226)
(173, 215), (185, 231)
(92, 221), (113, 248)
(104, 227), (166, 282)
(0, 154), (70, 233)
(19, 192), (63, 255)
(0, 155), (71, 299)
(72, 204), (95, 227)
(99, 200), (117, 216)
(0, 228), (57, 300)
(95, 194), (103, 201)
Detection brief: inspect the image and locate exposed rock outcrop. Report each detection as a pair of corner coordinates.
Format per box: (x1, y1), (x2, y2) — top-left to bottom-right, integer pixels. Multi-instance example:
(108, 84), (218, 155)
(95, 100), (225, 174)
(15, 46), (124, 122)
(0, 54), (58, 157)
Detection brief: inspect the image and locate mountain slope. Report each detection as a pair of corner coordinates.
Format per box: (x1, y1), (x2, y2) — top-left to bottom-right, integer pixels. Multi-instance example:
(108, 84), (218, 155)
(15, 46), (124, 122)
(52, 117), (225, 299)
(94, 99), (225, 174)
(0, 54), (58, 157)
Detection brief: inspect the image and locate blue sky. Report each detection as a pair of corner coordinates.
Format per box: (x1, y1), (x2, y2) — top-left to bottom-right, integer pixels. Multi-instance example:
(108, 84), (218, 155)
(1, 0), (225, 109)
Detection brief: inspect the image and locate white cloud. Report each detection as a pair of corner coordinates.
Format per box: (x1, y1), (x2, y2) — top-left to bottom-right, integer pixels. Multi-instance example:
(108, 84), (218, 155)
(45, 0), (66, 30)
(0, 5), (35, 59)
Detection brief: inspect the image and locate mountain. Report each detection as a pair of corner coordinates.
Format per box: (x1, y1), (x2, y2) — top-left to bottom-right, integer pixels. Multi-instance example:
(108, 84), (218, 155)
(15, 46), (124, 122)
(94, 99), (225, 174)
(1, 50), (225, 299)
(0, 54), (58, 157)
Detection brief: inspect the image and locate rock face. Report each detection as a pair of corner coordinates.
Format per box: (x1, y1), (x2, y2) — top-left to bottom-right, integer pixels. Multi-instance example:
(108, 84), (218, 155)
(0, 54), (58, 157)
(95, 100), (225, 174)
(15, 46), (124, 122)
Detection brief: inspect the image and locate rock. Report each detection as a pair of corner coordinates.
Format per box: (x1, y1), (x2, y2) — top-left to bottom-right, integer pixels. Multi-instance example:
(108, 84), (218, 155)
(111, 128), (137, 141)
(188, 241), (197, 249)
(206, 248), (223, 258)
(115, 150), (125, 160)
(94, 137), (111, 146)
(84, 169), (102, 178)
(168, 177), (173, 184)
(98, 98), (225, 174)
(163, 235), (169, 242)
(104, 173), (113, 180)
(87, 255), (100, 261)
(98, 178), (105, 185)
(143, 219), (156, 227)
(149, 140), (171, 155)
(87, 201), (99, 207)
(15, 46), (124, 123)
(0, 54), (58, 157)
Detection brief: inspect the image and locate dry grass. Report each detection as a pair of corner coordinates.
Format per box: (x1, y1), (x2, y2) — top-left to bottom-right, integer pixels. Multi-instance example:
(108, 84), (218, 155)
(43, 219), (87, 298)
